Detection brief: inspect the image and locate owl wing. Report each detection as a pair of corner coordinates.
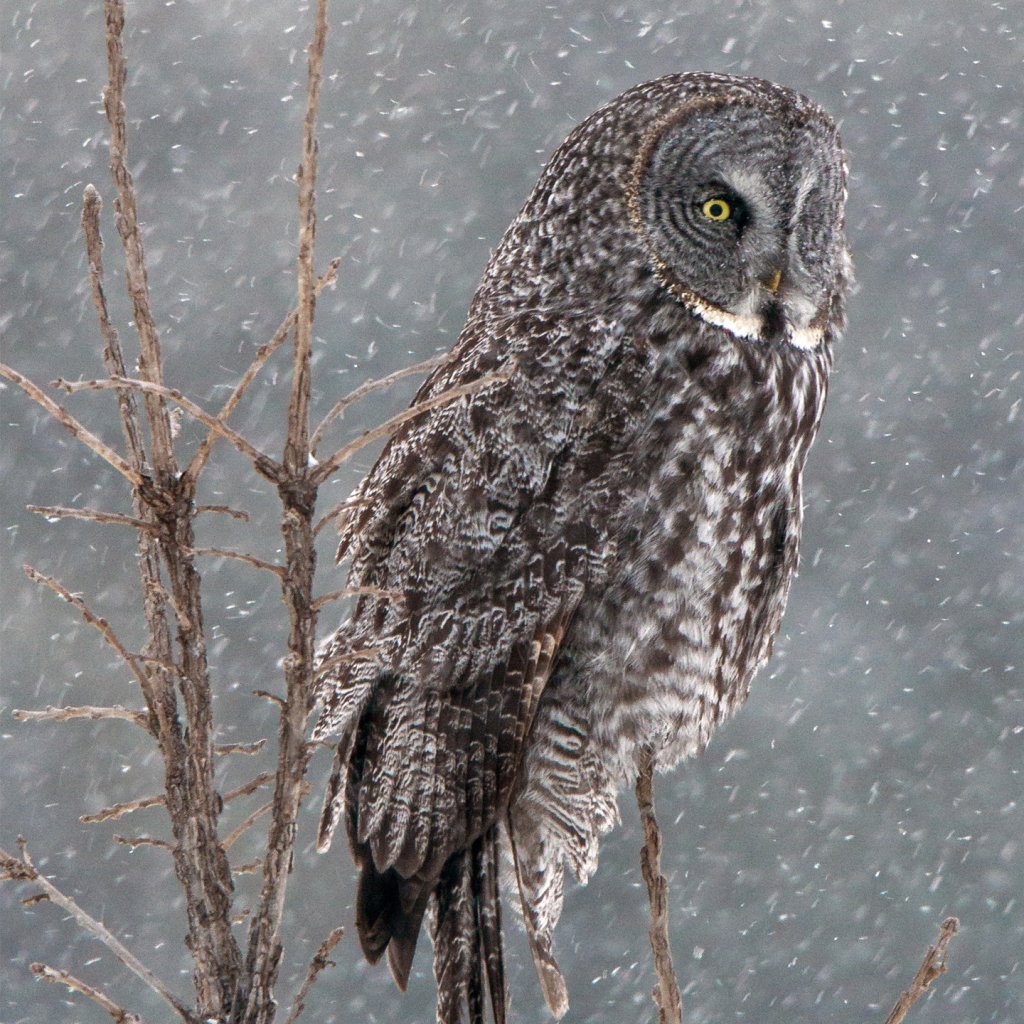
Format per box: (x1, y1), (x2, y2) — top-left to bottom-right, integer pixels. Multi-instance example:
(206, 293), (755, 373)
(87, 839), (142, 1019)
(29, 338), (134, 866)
(316, 313), (638, 1004)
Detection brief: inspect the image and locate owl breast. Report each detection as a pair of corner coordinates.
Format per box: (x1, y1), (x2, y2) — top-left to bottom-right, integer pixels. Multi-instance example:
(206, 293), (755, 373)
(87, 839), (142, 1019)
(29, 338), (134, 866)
(536, 324), (830, 791)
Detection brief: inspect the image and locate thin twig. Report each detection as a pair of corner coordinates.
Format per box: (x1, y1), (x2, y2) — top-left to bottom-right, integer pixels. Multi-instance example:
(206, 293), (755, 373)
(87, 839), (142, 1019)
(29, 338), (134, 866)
(186, 547), (285, 579)
(222, 773), (275, 804)
(13, 704), (150, 730)
(102, 0), (175, 480)
(82, 793), (166, 824)
(0, 362), (144, 487)
(30, 962), (145, 1024)
(282, 926), (345, 1024)
(311, 586), (404, 611)
(1, 842), (194, 1022)
(883, 917), (959, 1024)
(81, 184), (148, 472)
(54, 376), (281, 482)
(23, 565), (154, 697)
(215, 739), (267, 758)
(196, 504), (250, 522)
(635, 746), (683, 1024)
(223, 802), (274, 851)
(311, 369), (509, 486)
(309, 352), (446, 454)
(186, 256), (341, 483)
(241, 6), (329, 1021)
(113, 834), (173, 852)
(313, 494), (371, 537)
(28, 504), (156, 533)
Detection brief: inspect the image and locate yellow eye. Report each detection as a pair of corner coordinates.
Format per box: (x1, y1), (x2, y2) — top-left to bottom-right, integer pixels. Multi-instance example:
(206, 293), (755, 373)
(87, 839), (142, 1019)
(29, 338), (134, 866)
(701, 197), (731, 221)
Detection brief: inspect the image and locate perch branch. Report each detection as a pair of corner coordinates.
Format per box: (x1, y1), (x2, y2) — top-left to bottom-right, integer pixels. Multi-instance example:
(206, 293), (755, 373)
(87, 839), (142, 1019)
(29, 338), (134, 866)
(309, 352), (446, 453)
(883, 916), (960, 1024)
(282, 926), (345, 1024)
(30, 962), (145, 1024)
(635, 746), (683, 1024)
(0, 362), (144, 487)
(1, 842), (193, 1022)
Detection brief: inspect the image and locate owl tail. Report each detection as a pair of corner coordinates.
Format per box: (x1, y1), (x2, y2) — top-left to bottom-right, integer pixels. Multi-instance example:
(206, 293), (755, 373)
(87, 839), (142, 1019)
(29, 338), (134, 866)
(431, 827), (507, 1024)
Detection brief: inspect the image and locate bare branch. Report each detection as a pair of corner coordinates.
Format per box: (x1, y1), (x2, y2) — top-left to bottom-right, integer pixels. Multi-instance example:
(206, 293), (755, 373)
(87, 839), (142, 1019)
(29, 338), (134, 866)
(81, 184), (149, 473)
(113, 834), (173, 852)
(310, 352), (446, 454)
(311, 586), (404, 611)
(30, 962), (146, 1024)
(54, 376), (281, 482)
(241, 7), (329, 1021)
(196, 504), (250, 522)
(13, 704), (150, 730)
(314, 494), (369, 537)
(215, 739), (267, 758)
(82, 793), (166, 824)
(186, 256), (341, 483)
(102, 0), (176, 480)
(0, 362), (145, 487)
(186, 547), (286, 579)
(28, 504), (156, 533)
(282, 926), (345, 1024)
(23, 565), (154, 697)
(884, 917), (960, 1024)
(222, 773), (275, 804)
(311, 369), (510, 486)
(1, 843), (194, 1023)
(282, 0), (328, 477)
(635, 746), (683, 1024)
(224, 802), (274, 851)
(252, 689), (287, 709)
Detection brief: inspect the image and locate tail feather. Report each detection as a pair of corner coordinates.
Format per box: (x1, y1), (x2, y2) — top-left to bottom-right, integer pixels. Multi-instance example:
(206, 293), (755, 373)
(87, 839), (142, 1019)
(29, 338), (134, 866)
(432, 828), (507, 1024)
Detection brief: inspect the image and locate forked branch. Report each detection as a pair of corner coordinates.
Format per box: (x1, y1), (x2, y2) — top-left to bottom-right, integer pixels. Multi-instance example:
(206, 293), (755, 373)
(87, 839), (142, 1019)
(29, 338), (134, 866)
(1, 842), (194, 1023)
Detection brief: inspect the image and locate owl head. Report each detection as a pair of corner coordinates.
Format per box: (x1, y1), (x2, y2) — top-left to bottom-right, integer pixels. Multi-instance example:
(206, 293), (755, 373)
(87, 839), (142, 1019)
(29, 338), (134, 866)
(482, 73), (850, 354)
(627, 78), (848, 349)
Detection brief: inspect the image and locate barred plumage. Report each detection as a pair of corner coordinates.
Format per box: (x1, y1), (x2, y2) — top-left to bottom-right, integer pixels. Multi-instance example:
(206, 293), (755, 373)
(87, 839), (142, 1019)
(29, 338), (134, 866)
(315, 71), (851, 1023)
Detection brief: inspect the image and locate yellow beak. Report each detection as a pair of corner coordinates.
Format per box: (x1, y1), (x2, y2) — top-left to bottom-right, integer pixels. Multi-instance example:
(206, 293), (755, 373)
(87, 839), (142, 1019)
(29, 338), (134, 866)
(764, 268), (783, 294)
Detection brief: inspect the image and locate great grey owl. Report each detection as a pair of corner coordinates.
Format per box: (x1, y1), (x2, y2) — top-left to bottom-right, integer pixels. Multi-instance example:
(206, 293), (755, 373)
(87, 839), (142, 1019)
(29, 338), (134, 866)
(314, 71), (851, 1024)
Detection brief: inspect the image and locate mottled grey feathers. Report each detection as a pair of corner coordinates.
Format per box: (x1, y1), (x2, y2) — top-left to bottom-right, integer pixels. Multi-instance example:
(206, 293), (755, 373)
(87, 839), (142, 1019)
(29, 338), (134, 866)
(315, 71), (850, 1024)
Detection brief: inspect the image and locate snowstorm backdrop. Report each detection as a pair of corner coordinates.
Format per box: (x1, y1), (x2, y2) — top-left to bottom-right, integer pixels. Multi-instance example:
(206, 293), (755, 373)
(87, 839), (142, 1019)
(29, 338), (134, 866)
(2, 2), (1021, 1022)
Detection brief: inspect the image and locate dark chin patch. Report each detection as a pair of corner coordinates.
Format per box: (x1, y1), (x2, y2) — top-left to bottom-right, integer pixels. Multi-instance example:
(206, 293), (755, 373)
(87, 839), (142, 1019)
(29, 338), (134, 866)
(760, 299), (787, 344)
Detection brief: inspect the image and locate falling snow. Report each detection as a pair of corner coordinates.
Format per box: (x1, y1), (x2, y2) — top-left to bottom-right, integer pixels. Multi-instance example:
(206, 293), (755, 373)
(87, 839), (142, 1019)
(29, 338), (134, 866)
(1, 2), (1021, 1023)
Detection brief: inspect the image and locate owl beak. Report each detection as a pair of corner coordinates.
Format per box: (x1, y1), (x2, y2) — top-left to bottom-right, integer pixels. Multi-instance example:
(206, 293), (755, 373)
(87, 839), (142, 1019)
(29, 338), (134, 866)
(763, 267), (783, 294)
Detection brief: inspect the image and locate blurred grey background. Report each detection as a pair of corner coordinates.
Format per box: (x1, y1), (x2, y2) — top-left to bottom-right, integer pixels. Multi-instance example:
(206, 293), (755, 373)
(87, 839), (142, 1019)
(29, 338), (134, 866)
(2, 1), (1021, 1022)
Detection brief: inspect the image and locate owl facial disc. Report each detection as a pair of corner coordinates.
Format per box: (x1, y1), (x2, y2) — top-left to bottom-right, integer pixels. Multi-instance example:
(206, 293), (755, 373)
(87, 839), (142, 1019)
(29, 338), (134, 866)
(629, 92), (846, 349)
